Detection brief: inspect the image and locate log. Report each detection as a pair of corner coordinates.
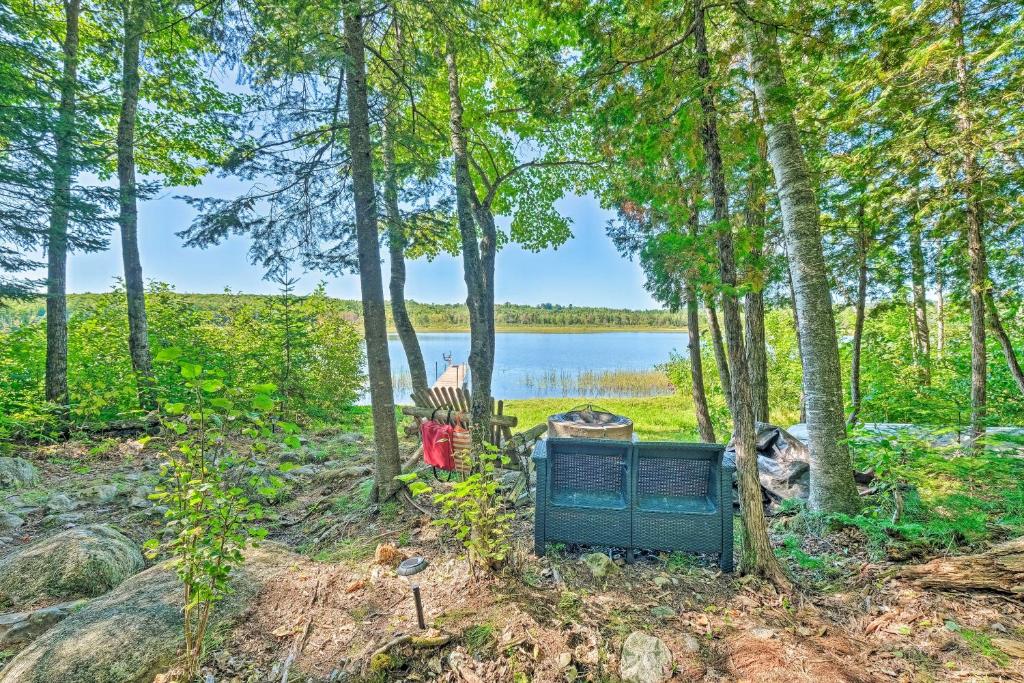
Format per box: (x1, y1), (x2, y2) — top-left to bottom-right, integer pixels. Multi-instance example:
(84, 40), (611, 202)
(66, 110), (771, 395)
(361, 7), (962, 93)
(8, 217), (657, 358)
(400, 406), (517, 427)
(900, 538), (1024, 595)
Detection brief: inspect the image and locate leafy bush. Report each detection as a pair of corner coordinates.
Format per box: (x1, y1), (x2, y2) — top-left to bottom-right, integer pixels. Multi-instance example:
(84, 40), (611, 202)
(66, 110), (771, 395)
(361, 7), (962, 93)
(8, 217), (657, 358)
(0, 283), (364, 439)
(144, 349), (295, 679)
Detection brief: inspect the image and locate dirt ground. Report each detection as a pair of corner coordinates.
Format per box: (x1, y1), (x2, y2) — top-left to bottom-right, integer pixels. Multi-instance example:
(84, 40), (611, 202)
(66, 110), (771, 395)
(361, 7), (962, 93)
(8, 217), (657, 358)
(2, 432), (1023, 682)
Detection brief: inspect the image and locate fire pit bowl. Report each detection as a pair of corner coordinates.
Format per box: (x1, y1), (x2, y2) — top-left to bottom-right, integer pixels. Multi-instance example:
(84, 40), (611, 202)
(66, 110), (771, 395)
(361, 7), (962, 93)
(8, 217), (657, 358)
(548, 406), (634, 441)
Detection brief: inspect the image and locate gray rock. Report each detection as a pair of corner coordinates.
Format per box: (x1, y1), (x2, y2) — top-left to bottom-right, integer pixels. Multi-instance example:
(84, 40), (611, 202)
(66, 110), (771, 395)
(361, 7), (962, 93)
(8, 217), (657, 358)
(581, 552), (620, 581)
(0, 545), (296, 683)
(0, 524), (144, 610)
(650, 605), (676, 619)
(45, 513), (84, 527)
(86, 485), (119, 504)
(620, 632), (673, 683)
(128, 486), (154, 509)
(45, 494), (78, 514)
(0, 512), (23, 531)
(0, 600), (87, 649)
(0, 457), (39, 490)
(338, 432), (364, 445)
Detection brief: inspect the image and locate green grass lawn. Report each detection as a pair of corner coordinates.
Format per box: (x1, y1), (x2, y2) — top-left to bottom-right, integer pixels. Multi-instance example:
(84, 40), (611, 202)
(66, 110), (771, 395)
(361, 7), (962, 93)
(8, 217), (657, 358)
(505, 394), (705, 442)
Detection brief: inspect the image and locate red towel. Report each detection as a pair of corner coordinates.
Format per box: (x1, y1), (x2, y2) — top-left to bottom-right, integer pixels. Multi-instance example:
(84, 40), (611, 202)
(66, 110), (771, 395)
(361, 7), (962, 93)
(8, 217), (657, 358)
(421, 420), (456, 470)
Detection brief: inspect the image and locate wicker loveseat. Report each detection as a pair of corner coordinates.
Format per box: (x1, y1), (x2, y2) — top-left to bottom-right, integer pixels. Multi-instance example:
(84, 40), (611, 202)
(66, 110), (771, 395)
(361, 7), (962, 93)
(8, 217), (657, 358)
(532, 438), (734, 571)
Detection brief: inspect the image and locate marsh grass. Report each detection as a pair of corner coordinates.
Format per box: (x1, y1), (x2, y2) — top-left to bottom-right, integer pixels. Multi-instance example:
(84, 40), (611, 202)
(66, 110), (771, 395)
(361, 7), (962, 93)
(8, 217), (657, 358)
(391, 367), (674, 400)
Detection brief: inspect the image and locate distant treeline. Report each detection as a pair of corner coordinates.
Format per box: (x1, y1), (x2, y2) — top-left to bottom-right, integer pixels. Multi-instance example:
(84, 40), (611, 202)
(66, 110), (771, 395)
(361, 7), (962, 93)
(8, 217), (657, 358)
(1, 291), (685, 332)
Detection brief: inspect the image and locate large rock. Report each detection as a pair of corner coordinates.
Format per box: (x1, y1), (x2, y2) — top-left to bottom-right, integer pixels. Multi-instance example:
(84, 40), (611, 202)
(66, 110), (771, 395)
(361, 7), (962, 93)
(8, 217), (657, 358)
(0, 458), (39, 490)
(0, 525), (144, 609)
(0, 513), (23, 531)
(0, 545), (296, 683)
(620, 631), (673, 683)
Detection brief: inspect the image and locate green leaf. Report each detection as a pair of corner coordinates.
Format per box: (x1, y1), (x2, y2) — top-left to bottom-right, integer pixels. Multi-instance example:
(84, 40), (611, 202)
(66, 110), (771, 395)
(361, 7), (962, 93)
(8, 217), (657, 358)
(278, 462), (298, 472)
(251, 394), (275, 411)
(154, 347), (182, 362)
(180, 363), (202, 380)
(251, 382), (277, 395)
(283, 435), (301, 449)
(201, 379), (224, 393)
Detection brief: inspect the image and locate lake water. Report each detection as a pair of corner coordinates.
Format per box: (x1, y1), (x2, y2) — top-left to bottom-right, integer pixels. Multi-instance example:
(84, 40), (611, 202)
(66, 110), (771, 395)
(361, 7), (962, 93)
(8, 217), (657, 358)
(378, 331), (686, 403)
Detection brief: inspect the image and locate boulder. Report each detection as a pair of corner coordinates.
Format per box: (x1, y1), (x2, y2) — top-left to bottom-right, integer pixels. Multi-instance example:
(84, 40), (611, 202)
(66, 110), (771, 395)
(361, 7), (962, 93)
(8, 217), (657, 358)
(0, 512), (23, 531)
(0, 600), (86, 650)
(45, 494), (78, 514)
(0, 525), (144, 609)
(85, 484), (120, 504)
(0, 457), (39, 490)
(581, 552), (620, 581)
(0, 545), (296, 683)
(619, 631), (673, 683)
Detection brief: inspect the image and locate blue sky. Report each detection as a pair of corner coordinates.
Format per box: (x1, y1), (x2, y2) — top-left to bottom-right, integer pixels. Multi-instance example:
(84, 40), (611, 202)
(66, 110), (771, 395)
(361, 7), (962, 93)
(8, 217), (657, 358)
(57, 181), (661, 309)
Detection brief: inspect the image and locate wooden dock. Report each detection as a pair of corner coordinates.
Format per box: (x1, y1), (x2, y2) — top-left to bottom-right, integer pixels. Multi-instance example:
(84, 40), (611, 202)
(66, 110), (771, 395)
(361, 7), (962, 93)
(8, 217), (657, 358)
(434, 363), (468, 390)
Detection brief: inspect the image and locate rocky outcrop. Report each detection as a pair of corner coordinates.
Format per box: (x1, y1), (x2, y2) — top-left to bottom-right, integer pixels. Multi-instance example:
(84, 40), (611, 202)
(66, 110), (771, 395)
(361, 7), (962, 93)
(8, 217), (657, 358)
(0, 525), (144, 609)
(0, 457), (39, 490)
(0, 545), (296, 683)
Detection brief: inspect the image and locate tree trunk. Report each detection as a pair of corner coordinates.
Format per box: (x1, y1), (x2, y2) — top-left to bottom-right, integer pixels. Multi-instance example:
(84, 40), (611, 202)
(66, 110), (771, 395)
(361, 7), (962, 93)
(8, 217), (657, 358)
(117, 0), (155, 409)
(45, 0), (81, 407)
(685, 191), (716, 443)
(687, 287), (716, 443)
(908, 220), (930, 385)
(849, 202), (868, 426)
(951, 0), (987, 448)
(695, 0), (789, 587)
(986, 292), (1024, 396)
(706, 300), (733, 412)
(744, 103), (770, 424)
(936, 264), (945, 359)
(446, 46), (495, 450)
(382, 115), (428, 398)
(743, 1), (860, 514)
(343, 4), (401, 500)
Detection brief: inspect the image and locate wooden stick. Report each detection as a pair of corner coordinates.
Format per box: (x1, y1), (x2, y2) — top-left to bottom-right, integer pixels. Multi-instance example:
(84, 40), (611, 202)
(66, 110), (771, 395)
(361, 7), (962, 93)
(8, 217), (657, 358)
(400, 406), (517, 427)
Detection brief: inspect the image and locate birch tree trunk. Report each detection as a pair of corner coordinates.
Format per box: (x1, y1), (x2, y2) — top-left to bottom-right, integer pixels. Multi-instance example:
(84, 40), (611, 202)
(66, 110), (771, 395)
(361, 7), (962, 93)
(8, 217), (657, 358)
(45, 0), (81, 407)
(446, 46), (495, 448)
(742, 1), (860, 514)
(951, 0), (987, 448)
(785, 245), (807, 423)
(343, 4), (401, 499)
(117, 0), (155, 409)
(696, 0), (789, 586)
(382, 115), (428, 397)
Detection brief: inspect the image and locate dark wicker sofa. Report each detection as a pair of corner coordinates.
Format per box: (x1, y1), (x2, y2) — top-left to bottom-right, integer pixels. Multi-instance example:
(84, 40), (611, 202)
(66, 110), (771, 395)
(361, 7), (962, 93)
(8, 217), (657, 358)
(532, 438), (734, 571)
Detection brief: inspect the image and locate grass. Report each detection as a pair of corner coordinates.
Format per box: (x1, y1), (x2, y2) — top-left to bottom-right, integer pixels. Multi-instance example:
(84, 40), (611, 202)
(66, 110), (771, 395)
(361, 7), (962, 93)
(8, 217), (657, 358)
(506, 394), (702, 441)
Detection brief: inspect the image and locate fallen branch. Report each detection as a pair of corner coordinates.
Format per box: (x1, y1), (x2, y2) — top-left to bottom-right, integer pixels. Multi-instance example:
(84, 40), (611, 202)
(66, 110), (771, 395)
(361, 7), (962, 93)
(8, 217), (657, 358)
(900, 537), (1024, 595)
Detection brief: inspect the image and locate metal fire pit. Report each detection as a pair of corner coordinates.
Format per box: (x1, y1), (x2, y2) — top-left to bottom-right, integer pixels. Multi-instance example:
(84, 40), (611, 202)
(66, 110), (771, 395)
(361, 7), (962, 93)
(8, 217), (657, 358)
(547, 406), (634, 441)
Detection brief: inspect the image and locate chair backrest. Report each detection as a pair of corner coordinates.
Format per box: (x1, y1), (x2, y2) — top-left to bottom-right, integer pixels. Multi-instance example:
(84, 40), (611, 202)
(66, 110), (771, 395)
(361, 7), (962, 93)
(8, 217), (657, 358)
(634, 443), (722, 499)
(548, 438), (630, 502)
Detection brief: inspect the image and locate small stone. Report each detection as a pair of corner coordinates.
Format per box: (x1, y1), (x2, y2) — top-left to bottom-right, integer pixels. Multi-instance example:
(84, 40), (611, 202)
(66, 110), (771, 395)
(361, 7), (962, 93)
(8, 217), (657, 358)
(991, 622), (1008, 634)
(129, 486), (154, 508)
(0, 512), (23, 531)
(0, 599), (87, 648)
(620, 631), (672, 683)
(652, 576), (671, 588)
(87, 485), (119, 504)
(750, 627), (776, 640)
(581, 552), (620, 581)
(650, 605), (675, 619)
(681, 634), (701, 653)
(558, 652), (572, 668)
(46, 494), (78, 513)
(338, 433), (364, 445)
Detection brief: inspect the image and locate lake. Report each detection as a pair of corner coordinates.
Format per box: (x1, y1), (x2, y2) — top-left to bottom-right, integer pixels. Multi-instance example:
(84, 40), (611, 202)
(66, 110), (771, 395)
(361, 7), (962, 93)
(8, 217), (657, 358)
(378, 330), (687, 403)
